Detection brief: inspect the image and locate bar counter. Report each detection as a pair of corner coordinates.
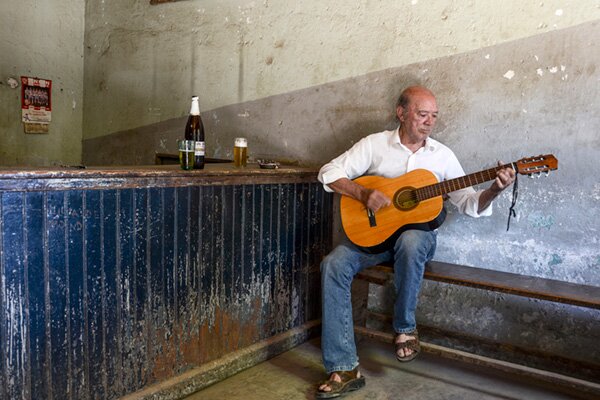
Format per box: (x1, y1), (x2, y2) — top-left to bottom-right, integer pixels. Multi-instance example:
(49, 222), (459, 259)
(0, 163), (333, 400)
(0, 163), (320, 191)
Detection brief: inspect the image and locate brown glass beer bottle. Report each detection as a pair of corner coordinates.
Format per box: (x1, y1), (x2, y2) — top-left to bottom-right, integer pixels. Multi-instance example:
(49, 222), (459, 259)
(184, 96), (205, 169)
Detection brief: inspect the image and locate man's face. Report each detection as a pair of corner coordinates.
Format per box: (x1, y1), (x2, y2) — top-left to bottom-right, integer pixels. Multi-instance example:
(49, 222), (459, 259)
(397, 93), (438, 142)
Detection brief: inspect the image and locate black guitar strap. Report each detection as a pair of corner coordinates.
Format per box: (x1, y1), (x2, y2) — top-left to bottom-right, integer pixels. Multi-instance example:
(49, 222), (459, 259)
(506, 173), (519, 231)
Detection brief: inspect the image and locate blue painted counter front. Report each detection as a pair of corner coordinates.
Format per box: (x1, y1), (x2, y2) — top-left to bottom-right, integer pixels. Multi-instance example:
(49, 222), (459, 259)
(0, 165), (332, 399)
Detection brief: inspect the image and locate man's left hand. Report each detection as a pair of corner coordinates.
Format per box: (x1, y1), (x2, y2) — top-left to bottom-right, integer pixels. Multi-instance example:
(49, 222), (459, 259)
(490, 161), (516, 193)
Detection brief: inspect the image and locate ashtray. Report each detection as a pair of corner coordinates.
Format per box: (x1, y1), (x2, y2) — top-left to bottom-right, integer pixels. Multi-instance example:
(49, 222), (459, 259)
(258, 160), (280, 169)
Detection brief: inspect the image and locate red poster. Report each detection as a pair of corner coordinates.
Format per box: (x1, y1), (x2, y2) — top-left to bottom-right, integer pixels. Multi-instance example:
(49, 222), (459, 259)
(21, 76), (52, 124)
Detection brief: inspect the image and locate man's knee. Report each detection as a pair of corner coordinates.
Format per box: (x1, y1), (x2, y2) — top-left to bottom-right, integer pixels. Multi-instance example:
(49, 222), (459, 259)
(321, 246), (355, 283)
(393, 230), (435, 255)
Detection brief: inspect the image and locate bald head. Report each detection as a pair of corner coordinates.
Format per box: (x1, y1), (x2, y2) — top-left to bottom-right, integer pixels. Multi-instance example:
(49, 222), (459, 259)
(396, 86), (436, 109)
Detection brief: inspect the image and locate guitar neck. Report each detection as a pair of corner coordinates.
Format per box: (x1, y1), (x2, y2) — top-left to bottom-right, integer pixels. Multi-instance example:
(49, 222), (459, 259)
(415, 161), (516, 201)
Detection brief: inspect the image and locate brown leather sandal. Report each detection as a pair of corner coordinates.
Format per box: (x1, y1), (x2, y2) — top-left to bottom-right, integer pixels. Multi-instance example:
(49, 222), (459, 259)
(316, 367), (366, 399)
(395, 329), (420, 362)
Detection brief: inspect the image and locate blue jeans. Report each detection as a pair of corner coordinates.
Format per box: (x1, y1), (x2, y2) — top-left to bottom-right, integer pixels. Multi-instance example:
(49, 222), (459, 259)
(320, 229), (437, 373)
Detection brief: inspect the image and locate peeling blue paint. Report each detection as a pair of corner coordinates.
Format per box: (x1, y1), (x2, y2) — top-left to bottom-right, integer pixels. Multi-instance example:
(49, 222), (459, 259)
(0, 182), (332, 399)
(548, 253), (563, 267)
(527, 213), (555, 230)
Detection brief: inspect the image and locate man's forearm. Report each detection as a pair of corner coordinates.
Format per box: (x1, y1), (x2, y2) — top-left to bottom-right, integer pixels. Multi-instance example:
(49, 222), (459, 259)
(327, 178), (368, 203)
(477, 164), (517, 213)
(477, 187), (501, 214)
(328, 178), (391, 212)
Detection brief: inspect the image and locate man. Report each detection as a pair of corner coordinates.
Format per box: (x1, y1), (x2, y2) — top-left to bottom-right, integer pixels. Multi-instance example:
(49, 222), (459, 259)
(315, 86), (515, 398)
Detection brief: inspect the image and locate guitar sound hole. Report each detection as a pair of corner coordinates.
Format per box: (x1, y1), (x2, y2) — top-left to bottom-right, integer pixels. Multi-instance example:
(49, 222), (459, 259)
(393, 188), (418, 211)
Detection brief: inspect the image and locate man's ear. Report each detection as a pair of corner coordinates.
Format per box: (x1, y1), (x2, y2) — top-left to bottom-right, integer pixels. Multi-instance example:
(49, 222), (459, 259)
(396, 105), (405, 122)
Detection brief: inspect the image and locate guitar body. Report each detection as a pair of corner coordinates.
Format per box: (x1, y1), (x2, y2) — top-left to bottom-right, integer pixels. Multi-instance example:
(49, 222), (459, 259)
(340, 169), (445, 251)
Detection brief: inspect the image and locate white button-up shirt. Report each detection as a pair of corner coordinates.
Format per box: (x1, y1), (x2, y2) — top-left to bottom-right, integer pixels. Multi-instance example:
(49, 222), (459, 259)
(318, 128), (492, 217)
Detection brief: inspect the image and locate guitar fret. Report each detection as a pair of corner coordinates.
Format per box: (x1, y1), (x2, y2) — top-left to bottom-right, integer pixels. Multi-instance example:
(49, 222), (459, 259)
(415, 162), (518, 202)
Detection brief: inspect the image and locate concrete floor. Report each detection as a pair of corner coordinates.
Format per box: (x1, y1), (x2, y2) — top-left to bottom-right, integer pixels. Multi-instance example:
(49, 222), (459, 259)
(186, 337), (588, 400)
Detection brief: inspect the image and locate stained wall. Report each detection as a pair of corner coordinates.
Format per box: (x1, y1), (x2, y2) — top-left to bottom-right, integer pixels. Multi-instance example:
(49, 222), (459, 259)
(0, 0), (84, 166)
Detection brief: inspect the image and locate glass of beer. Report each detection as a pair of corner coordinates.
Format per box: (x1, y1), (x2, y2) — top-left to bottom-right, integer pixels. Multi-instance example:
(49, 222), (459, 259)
(234, 137), (248, 168)
(178, 140), (195, 170)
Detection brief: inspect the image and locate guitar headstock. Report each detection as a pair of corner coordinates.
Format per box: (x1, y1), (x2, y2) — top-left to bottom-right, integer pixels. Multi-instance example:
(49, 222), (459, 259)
(515, 154), (558, 177)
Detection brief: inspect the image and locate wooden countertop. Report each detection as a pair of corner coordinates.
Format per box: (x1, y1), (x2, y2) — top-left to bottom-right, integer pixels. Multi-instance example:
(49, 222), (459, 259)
(0, 163), (321, 191)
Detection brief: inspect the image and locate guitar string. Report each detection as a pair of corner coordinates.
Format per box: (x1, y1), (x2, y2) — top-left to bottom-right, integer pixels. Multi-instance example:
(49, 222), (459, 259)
(414, 165), (504, 201)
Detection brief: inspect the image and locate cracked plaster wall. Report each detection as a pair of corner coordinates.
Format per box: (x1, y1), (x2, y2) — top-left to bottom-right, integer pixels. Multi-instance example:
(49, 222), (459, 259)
(83, 0), (600, 141)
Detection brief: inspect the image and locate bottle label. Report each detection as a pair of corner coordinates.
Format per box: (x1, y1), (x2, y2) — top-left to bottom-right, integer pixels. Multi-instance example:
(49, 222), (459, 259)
(195, 141), (205, 156)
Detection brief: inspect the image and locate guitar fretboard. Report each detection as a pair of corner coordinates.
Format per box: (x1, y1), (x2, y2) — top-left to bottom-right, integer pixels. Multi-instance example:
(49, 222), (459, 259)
(414, 162), (515, 201)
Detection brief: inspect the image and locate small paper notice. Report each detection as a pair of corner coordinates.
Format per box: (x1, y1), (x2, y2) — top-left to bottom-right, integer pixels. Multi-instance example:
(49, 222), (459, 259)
(21, 76), (52, 125)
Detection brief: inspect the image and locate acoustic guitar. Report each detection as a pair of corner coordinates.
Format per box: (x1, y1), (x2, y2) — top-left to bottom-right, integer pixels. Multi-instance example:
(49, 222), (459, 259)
(340, 154), (558, 252)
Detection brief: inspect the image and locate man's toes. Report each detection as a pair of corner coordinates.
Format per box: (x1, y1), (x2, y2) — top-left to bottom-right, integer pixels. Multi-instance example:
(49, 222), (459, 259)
(319, 384), (331, 392)
(396, 348), (414, 357)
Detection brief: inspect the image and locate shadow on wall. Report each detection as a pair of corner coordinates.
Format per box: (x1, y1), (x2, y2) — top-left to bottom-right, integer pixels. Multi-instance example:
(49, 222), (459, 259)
(82, 73), (424, 167)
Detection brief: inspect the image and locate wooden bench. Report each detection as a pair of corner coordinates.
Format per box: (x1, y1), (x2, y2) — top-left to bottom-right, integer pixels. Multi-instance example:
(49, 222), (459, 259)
(356, 260), (600, 309)
(351, 261), (600, 395)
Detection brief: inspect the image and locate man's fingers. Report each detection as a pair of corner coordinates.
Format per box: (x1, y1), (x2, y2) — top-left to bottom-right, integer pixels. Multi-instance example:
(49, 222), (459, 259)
(493, 165), (516, 191)
(367, 190), (391, 212)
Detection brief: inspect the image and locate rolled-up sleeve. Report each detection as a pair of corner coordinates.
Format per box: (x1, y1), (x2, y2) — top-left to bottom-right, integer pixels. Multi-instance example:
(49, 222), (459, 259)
(449, 189), (493, 217)
(318, 137), (373, 192)
(443, 152), (493, 218)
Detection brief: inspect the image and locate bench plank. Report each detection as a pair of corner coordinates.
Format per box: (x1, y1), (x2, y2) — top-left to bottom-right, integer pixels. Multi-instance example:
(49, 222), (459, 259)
(356, 261), (600, 309)
(353, 326), (600, 396)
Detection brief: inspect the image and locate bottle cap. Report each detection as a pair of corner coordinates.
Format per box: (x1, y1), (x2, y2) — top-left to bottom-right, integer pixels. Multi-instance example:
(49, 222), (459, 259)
(190, 96), (200, 115)
(235, 138), (247, 147)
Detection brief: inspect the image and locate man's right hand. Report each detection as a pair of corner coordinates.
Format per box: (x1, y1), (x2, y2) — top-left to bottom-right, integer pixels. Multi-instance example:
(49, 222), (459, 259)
(361, 188), (391, 213)
(327, 178), (391, 213)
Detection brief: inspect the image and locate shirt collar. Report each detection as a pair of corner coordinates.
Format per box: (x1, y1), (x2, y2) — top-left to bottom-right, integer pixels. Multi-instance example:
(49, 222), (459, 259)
(391, 127), (437, 152)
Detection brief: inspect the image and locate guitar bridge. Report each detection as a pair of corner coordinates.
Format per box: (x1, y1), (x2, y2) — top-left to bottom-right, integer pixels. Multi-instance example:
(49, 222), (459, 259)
(367, 209), (377, 227)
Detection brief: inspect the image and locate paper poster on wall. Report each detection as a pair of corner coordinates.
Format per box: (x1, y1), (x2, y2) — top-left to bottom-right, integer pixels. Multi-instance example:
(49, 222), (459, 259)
(21, 76), (52, 133)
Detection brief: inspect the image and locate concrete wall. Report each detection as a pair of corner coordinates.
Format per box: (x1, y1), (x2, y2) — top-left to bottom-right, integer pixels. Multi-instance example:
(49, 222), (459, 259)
(82, 0), (600, 160)
(82, 0), (600, 139)
(421, 21), (600, 366)
(0, 0), (84, 166)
